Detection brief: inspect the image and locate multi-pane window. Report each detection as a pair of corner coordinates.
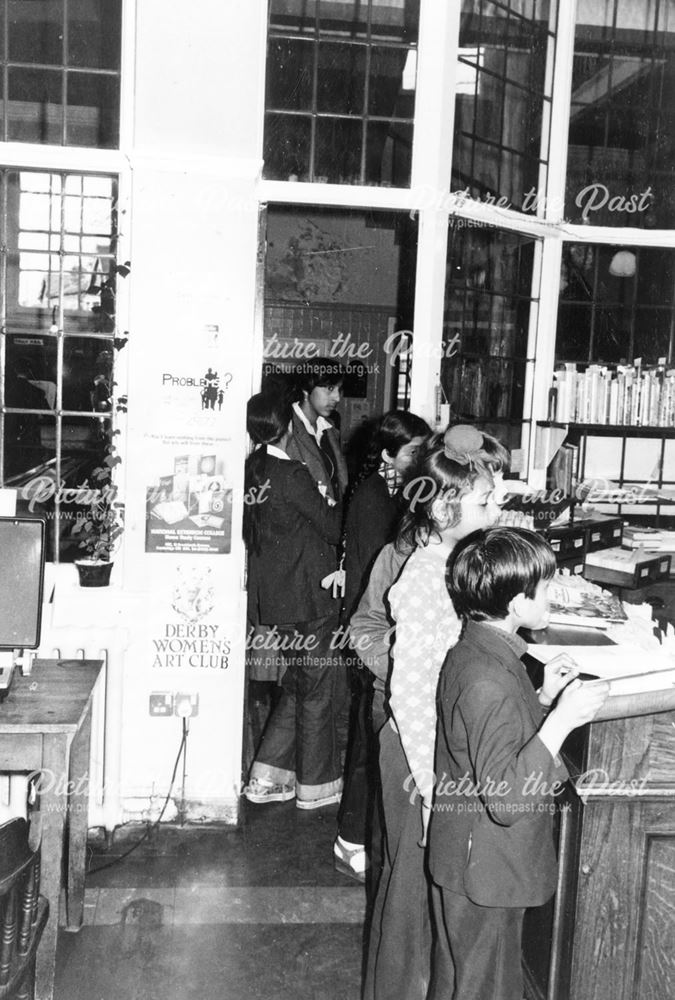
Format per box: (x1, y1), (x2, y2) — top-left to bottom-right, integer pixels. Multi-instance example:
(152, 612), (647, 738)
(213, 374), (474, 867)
(567, 0), (675, 228)
(0, 169), (119, 562)
(265, 0), (420, 185)
(441, 227), (539, 450)
(454, 0), (554, 212)
(557, 244), (675, 365)
(0, 0), (122, 147)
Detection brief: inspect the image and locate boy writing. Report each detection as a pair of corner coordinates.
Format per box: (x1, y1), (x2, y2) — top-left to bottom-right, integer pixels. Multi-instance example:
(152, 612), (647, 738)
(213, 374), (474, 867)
(427, 526), (609, 1000)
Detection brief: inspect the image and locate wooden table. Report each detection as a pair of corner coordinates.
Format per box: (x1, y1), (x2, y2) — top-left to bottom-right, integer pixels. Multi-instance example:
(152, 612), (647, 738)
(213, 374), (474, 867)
(0, 658), (103, 1000)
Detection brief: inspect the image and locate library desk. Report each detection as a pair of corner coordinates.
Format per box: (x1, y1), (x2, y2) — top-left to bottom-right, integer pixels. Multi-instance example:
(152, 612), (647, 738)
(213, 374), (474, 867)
(0, 658), (103, 1000)
(521, 627), (675, 1000)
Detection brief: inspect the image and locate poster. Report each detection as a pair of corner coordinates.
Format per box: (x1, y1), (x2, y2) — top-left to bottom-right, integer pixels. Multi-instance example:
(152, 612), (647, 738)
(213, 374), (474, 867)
(144, 444), (233, 554)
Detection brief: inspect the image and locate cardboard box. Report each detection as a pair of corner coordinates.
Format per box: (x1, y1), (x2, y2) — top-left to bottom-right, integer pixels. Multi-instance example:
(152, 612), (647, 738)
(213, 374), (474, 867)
(584, 546), (671, 589)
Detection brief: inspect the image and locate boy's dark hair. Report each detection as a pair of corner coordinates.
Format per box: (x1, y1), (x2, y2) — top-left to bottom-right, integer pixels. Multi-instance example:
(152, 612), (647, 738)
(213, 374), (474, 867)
(292, 356), (345, 395)
(446, 526), (556, 622)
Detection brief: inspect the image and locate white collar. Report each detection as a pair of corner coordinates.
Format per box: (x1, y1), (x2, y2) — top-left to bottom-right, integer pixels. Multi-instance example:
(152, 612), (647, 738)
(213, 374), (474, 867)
(267, 444), (290, 460)
(293, 401), (332, 441)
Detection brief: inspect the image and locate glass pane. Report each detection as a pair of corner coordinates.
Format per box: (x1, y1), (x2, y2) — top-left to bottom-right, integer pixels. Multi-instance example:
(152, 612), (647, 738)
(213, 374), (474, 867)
(593, 307), (631, 363)
(314, 117), (363, 182)
(454, 0), (552, 210)
(269, 0), (318, 34)
(557, 245), (675, 366)
(63, 337), (113, 411)
(8, 0), (64, 64)
(265, 0), (418, 186)
(568, 1), (675, 227)
(365, 120), (412, 186)
(317, 43), (365, 114)
(7, 68), (62, 143)
(442, 227), (538, 422)
(270, 0), (419, 42)
(633, 309), (672, 362)
(68, 0), (122, 70)
(66, 72), (120, 148)
(263, 113), (312, 180)
(266, 38), (314, 110)
(368, 46), (413, 115)
(557, 303), (594, 363)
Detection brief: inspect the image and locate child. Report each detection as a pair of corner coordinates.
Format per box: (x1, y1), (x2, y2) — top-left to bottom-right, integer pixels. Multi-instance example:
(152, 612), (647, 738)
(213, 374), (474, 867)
(335, 409), (429, 881)
(428, 526), (609, 1000)
(243, 391), (344, 809)
(363, 426), (502, 1000)
(286, 356), (348, 503)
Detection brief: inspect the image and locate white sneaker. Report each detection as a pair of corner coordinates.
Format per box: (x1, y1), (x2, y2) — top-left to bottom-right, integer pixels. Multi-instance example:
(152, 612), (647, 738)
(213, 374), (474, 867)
(243, 777), (295, 803)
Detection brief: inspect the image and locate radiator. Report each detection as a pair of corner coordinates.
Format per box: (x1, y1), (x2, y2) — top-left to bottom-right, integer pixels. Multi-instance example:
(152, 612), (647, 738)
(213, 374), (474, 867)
(0, 637), (123, 835)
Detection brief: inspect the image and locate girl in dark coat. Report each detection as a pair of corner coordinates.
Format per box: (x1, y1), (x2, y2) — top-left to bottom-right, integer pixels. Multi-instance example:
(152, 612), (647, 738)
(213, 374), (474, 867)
(243, 391), (345, 809)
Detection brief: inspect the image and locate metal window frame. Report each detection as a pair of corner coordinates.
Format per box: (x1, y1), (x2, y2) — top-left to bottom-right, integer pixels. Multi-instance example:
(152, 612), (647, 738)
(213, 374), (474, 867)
(258, 0), (675, 485)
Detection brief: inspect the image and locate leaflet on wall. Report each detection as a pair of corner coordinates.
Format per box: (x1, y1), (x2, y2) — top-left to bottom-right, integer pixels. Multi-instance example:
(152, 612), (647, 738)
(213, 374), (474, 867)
(144, 443), (232, 554)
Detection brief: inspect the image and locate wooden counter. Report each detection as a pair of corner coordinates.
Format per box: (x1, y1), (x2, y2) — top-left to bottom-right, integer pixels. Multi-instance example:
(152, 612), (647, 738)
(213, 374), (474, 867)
(521, 628), (675, 999)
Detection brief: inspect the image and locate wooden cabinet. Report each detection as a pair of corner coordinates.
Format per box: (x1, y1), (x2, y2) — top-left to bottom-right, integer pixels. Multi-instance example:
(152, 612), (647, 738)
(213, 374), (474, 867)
(523, 710), (675, 1000)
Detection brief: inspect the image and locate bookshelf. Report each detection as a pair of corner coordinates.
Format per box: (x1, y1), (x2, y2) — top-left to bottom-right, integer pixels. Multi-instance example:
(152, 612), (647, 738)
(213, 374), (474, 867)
(534, 422), (675, 528)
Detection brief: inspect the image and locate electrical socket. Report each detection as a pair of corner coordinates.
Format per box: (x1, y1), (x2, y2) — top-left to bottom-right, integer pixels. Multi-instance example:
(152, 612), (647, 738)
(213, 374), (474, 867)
(174, 692), (199, 718)
(149, 692), (174, 717)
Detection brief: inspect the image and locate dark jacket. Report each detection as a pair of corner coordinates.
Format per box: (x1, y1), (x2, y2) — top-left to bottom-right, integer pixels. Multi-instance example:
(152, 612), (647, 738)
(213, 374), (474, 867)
(343, 472), (401, 620)
(247, 454), (343, 626)
(428, 621), (569, 908)
(286, 412), (348, 503)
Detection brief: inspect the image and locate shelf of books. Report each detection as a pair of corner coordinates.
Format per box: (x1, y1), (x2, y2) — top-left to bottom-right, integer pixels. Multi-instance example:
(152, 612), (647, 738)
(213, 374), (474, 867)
(549, 361), (675, 427)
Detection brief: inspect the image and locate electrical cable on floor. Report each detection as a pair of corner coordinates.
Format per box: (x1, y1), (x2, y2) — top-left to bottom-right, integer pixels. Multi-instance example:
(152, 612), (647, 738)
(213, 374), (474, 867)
(86, 720), (188, 875)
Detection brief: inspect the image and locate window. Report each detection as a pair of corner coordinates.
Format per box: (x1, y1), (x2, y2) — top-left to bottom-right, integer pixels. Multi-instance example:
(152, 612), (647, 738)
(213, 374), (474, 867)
(454, 1), (554, 212)
(0, 169), (119, 562)
(264, 0), (420, 185)
(557, 244), (675, 364)
(567, 0), (675, 228)
(262, 0), (675, 483)
(441, 226), (539, 450)
(0, 0), (122, 148)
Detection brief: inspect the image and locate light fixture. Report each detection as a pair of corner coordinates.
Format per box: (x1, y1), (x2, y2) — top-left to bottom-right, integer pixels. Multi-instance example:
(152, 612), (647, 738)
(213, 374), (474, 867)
(608, 250), (636, 278)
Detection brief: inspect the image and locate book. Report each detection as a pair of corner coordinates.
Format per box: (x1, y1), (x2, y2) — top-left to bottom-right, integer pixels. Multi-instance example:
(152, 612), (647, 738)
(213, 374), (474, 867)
(547, 578), (628, 628)
(621, 524), (662, 550)
(526, 644), (675, 722)
(585, 545), (654, 573)
(622, 524), (661, 542)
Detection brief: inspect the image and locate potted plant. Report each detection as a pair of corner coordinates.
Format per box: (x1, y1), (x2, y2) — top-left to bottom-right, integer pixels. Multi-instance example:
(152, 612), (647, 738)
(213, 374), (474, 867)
(72, 433), (124, 587)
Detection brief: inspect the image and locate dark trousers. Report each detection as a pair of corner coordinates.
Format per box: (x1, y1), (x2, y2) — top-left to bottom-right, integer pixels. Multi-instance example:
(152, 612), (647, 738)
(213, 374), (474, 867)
(337, 665), (378, 845)
(363, 720), (431, 1000)
(428, 884), (525, 1000)
(251, 615), (345, 802)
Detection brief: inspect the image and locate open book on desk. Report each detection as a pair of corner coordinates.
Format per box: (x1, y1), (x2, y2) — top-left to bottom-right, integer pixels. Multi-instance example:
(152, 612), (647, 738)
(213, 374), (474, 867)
(527, 644), (675, 721)
(547, 578), (627, 629)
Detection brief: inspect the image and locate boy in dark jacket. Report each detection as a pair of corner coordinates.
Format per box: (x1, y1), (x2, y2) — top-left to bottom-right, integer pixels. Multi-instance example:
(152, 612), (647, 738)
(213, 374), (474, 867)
(428, 527), (608, 1000)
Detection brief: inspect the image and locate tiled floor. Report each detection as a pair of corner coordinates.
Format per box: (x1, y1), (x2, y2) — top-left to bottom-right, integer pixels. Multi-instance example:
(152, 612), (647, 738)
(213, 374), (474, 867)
(55, 800), (366, 1000)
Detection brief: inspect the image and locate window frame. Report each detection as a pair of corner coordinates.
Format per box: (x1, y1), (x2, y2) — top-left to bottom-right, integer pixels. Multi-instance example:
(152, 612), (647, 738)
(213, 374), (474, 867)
(258, 0), (675, 488)
(0, 0), (132, 565)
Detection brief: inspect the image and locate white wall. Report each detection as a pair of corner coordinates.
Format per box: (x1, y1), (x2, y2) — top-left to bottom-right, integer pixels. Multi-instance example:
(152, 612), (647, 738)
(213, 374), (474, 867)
(39, 0), (267, 829)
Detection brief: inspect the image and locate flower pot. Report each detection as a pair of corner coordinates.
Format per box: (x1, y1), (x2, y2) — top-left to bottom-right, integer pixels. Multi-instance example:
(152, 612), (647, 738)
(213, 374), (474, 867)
(75, 560), (114, 587)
